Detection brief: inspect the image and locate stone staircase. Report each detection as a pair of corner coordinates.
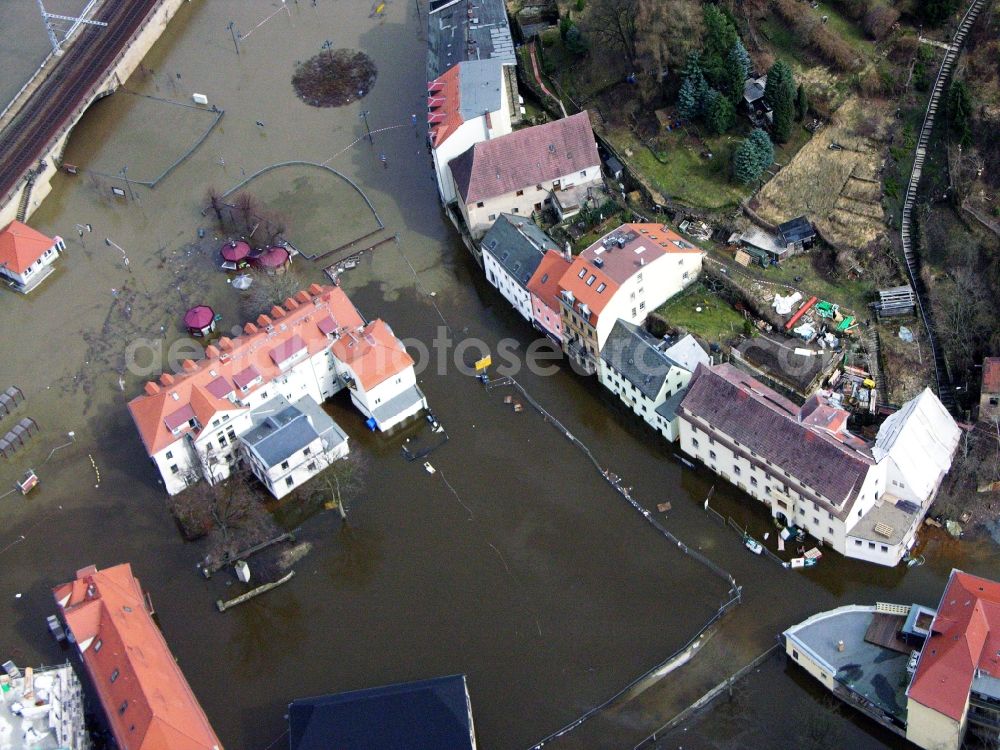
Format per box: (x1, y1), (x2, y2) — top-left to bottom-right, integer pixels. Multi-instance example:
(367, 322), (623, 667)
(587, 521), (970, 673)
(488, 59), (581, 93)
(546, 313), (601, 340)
(15, 175), (34, 222)
(899, 0), (985, 412)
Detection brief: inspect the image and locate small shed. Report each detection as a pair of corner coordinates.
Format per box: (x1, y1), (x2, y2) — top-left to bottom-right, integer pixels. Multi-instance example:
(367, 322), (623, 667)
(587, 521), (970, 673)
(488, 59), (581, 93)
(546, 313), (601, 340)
(604, 155), (624, 182)
(742, 74), (772, 125)
(184, 305), (217, 337)
(873, 285), (916, 318)
(777, 216), (816, 251)
(739, 226), (787, 262)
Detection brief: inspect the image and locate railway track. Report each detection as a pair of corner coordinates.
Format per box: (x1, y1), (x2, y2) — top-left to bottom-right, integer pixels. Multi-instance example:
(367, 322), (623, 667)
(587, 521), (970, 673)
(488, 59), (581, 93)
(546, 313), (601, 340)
(0, 0), (160, 206)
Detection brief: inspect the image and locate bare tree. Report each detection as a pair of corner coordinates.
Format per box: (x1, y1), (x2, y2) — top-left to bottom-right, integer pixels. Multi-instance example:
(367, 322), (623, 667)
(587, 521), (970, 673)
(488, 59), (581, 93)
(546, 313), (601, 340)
(580, 0), (639, 65)
(240, 269), (305, 318)
(635, 0), (704, 92)
(167, 470), (280, 562)
(935, 267), (991, 375)
(259, 210), (287, 247)
(203, 186), (226, 224)
(288, 452), (370, 521)
(233, 191), (262, 237)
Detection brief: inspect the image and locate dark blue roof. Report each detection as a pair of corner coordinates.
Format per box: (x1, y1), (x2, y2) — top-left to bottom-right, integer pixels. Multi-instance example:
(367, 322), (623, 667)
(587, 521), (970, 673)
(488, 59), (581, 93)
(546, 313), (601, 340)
(289, 675), (476, 750)
(777, 216), (815, 245)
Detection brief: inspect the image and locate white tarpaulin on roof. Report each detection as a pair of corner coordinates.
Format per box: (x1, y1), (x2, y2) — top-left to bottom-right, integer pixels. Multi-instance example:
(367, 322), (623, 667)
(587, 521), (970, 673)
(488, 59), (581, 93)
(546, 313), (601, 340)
(873, 388), (960, 503)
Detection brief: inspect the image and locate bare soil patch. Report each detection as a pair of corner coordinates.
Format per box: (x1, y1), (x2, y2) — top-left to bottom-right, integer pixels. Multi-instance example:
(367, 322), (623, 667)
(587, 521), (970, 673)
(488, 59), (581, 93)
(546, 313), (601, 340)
(755, 97), (891, 248)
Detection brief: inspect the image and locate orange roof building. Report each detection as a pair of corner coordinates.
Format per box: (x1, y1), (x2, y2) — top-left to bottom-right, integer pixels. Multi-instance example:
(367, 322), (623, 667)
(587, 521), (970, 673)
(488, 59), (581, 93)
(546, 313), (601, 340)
(906, 569), (1000, 749)
(53, 564), (223, 750)
(557, 223), (703, 373)
(428, 59), (513, 205)
(526, 249), (571, 342)
(127, 284), (426, 496)
(0, 220), (65, 293)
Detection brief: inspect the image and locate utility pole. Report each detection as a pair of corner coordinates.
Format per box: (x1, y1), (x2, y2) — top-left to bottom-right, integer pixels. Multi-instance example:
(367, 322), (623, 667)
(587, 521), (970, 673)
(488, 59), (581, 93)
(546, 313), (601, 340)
(105, 237), (130, 271)
(227, 21), (240, 55)
(120, 166), (136, 202)
(359, 110), (373, 146)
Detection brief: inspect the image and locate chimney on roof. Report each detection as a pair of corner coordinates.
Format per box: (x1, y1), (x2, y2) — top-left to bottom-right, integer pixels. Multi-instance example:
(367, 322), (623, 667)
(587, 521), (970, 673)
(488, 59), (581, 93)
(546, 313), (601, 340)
(308, 283), (324, 295)
(181, 359), (197, 372)
(144, 381), (161, 396)
(257, 314), (272, 327)
(205, 345), (221, 359)
(270, 305), (286, 319)
(244, 322), (258, 335)
(218, 337), (234, 352)
(295, 290), (311, 304)
(160, 373), (175, 386)
(284, 297), (300, 310)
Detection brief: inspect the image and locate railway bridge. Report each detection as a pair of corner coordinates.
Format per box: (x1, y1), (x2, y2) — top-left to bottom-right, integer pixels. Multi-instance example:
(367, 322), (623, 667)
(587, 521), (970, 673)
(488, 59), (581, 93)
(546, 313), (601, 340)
(0, 0), (190, 226)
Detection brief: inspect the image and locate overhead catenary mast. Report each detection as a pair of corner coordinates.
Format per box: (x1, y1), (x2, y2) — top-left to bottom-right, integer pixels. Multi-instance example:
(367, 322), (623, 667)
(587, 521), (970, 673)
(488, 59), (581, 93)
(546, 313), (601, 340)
(35, 0), (108, 56)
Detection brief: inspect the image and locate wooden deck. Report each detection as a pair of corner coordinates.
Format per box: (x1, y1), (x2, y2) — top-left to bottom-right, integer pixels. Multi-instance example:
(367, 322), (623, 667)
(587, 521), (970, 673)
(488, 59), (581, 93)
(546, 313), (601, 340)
(864, 612), (910, 654)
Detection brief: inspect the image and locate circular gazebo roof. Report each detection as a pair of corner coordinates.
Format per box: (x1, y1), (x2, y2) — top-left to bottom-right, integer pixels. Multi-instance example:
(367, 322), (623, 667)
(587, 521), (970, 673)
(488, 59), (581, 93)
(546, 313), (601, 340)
(183, 305), (215, 331)
(220, 240), (251, 262)
(255, 246), (290, 268)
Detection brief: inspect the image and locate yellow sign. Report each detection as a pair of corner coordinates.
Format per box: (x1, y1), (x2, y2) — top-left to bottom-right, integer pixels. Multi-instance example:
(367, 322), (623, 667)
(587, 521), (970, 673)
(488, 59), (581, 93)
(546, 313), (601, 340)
(474, 355), (492, 372)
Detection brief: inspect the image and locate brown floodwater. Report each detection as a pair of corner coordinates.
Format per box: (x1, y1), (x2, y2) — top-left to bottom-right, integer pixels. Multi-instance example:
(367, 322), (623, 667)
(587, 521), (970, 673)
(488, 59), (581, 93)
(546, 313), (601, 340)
(1, 2), (997, 748)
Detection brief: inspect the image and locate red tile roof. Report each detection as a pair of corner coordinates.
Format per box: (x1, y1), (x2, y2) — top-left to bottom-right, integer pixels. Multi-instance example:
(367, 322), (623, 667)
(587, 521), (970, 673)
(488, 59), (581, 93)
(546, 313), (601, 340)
(908, 569), (1000, 722)
(557, 223), (700, 321)
(449, 111), (600, 204)
(427, 65), (463, 147)
(527, 249), (572, 314)
(53, 564), (223, 750)
(127, 285), (364, 456)
(0, 220), (57, 274)
(330, 319), (414, 391)
(982, 357), (1000, 393)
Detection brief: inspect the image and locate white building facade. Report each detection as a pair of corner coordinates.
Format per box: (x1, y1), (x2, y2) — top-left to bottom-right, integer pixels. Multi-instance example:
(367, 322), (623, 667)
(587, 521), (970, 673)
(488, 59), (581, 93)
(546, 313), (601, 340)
(677, 365), (960, 566)
(129, 285), (427, 497)
(559, 223), (703, 374)
(428, 60), (513, 205)
(480, 214), (558, 321)
(598, 322), (708, 441)
(448, 112), (602, 239)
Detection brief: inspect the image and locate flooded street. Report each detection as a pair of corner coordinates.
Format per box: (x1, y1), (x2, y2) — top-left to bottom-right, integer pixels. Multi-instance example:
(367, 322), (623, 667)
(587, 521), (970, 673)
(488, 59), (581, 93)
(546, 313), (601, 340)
(1, 2), (997, 748)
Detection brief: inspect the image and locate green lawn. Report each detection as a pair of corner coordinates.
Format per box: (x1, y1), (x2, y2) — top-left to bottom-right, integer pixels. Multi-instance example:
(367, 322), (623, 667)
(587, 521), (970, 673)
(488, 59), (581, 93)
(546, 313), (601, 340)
(655, 282), (747, 344)
(763, 254), (874, 314)
(814, 2), (876, 57)
(607, 126), (752, 210)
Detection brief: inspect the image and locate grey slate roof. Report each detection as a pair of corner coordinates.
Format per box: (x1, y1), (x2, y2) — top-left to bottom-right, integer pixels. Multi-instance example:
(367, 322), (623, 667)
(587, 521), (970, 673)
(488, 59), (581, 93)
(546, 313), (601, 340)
(371, 384), (427, 427)
(743, 75), (767, 104)
(242, 396), (346, 469)
(655, 386), (689, 422)
(601, 321), (703, 401)
(678, 363), (873, 512)
(427, 0), (515, 81)
(481, 214), (556, 286)
(458, 60), (504, 121)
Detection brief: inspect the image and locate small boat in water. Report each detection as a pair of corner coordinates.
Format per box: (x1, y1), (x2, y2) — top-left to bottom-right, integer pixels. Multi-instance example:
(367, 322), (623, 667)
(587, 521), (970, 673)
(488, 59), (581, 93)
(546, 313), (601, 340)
(744, 535), (763, 555)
